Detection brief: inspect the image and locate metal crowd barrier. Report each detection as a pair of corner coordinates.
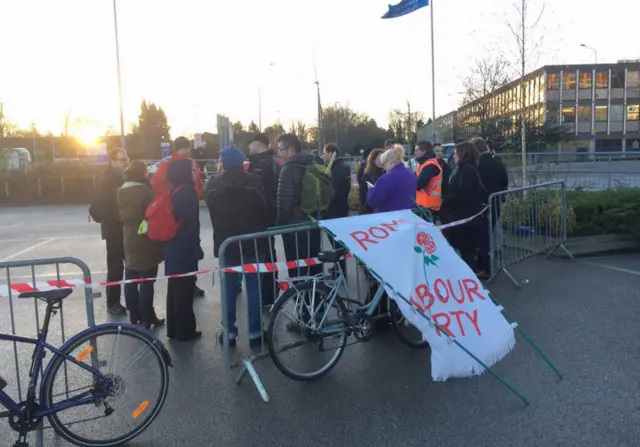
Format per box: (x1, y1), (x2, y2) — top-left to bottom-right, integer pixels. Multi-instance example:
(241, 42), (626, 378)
(0, 257), (97, 447)
(217, 223), (376, 402)
(487, 181), (574, 288)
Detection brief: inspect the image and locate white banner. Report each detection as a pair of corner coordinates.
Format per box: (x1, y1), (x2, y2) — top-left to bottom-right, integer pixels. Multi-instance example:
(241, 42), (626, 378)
(320, 210), (515, 381)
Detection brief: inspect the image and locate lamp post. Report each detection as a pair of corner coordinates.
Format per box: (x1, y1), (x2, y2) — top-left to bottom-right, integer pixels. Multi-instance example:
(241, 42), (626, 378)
(258, 62), (275, 131)
(112, 0), (126, 150)
(580, 44), (598, 154)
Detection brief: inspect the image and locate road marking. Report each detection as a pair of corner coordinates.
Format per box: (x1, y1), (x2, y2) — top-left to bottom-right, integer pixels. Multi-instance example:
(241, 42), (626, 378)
(7, 271), (107, 279)
(578, 260), (640, 277)
(0, 238), (57, 262)
(2, 235), (95, 243)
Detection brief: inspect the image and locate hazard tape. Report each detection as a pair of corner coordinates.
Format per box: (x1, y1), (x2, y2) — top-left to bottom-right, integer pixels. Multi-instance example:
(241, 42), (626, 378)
(0, 209), (485, 298)
(0, 254), (353, 297)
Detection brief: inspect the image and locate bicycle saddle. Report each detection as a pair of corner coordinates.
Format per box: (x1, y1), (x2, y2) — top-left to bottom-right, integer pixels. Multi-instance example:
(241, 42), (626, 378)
(19, 288), (74, 302)
(318, 248), (348, 263)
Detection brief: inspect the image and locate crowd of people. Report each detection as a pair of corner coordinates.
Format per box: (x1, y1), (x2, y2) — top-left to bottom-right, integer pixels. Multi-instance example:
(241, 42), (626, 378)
(88, 132), (508, 345)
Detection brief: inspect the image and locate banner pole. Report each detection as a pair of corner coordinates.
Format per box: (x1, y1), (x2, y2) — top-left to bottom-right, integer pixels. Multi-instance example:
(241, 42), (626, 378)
(488, 293), (563, 380)
(430, 0), (437, 143)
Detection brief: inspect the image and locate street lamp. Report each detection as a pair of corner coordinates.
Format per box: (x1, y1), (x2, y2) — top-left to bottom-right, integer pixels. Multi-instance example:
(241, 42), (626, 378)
(112, 0), (126, 150)
(580, 43), (598, 64)
(258, 62), (275, 131)
(580, 44), (598, 154)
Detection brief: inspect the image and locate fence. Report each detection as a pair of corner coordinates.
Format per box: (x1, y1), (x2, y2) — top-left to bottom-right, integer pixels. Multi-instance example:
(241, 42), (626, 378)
(501, 151), (640, 190)
(0, 257), (97, 447)
(487, 181), (574, 288)
(217, 223), (380, 402)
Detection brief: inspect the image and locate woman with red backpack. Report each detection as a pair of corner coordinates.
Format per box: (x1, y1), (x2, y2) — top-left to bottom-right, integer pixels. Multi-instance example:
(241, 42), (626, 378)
(164, 158), (204, 342)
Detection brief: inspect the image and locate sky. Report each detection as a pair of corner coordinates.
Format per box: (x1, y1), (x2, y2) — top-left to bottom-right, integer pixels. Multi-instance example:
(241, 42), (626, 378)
(1, 0), (639, 140)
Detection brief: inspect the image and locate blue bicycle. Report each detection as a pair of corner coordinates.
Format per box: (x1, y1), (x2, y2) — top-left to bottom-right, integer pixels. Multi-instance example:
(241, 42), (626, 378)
(0, 288), (172, 447)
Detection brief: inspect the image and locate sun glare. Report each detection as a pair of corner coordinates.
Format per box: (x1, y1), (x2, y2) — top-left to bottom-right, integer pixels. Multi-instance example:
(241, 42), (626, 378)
(74, 127), (100, 146)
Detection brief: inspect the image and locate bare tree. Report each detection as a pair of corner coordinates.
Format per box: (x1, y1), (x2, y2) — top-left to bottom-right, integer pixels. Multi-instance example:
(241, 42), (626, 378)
(0, 102), (20, 139)
(505, 0), (546, 186)
(63, 109), (72, 137)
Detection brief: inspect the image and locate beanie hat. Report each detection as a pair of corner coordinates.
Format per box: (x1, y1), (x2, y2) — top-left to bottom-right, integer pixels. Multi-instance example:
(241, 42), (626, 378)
(220, 146), (245, 169)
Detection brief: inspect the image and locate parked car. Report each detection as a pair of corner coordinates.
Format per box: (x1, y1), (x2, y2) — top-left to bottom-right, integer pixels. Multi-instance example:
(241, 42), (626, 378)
(146, 156), (170, 180)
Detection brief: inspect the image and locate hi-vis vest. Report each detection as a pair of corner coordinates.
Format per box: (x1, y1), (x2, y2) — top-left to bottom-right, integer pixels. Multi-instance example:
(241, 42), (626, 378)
(415, 158), (443, 211)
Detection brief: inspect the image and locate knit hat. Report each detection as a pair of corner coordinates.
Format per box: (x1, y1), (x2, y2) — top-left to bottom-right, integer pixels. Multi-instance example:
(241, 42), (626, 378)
(220, 146), (245, 169)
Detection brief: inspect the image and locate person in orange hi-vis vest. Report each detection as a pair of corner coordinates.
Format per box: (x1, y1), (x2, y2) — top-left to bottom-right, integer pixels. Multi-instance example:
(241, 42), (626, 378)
(414, 140), (443, 222)
(151, 136), (204, 200)
(151, 136), (205, 298)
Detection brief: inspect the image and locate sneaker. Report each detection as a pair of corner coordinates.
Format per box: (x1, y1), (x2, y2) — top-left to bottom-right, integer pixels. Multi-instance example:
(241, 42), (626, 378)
(107, 304), (127, 316)
(249, 335), (265, 348)
(194, 286), (205, 298)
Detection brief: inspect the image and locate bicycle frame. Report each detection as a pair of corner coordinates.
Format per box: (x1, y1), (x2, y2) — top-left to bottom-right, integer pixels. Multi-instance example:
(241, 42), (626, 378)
(300, 263), (388, 336)
(0, 331), (107, 420)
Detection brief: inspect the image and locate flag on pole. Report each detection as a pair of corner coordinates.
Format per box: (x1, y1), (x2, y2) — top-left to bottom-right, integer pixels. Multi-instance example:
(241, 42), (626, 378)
(381, 0), (428, 19)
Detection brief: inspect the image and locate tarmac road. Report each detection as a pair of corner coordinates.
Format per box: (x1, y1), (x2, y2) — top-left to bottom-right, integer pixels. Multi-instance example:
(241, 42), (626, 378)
(1, 206), (639, 447)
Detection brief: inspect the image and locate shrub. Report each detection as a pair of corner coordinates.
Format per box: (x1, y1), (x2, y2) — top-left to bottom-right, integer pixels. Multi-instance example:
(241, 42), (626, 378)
(567, 188), (640, 240)
(501, 191), (575, 237)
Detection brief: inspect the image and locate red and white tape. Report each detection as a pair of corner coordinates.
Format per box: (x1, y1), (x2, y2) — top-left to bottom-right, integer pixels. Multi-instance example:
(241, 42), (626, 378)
(0, 210), (486, 298)
(0, 254), (353, 297)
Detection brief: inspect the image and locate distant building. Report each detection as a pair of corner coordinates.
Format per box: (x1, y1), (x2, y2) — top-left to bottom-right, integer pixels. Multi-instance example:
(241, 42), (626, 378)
(422, 61), (640, 153)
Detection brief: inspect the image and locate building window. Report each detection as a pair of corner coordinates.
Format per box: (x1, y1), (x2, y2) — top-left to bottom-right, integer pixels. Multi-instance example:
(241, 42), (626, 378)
(610, 105), (624, 121)
(595, 106), (607, 122)
(628, 71), (640, 88)
(546, 107), (559, 124)
(579, 72), (592, 89)
(627, 105), (640, 121)
(578, 105), (591, 122)
(563, 71), (576, 90)
(611, 70), (625, 88)
(595, 72), (608, 88)
(562, 107), (576, 123)
(547, 73), (560, 89)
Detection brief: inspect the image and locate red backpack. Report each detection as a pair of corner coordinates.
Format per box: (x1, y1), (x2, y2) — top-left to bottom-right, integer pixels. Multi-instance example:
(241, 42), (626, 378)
(145, 186), (184, 242)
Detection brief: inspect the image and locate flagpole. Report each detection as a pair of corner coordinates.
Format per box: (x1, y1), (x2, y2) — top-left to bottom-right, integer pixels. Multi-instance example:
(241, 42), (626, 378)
(430, 0), (436, 144)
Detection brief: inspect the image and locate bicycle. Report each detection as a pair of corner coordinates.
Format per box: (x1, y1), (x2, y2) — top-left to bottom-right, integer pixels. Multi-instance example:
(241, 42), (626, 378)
(266, 247), (428, 382)
(0, 288), (172, 447)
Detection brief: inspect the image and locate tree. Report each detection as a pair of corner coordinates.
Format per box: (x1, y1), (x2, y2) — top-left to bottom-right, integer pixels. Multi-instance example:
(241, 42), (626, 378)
(460, 56), (514, 145)
(263, 123), (285, 144)
(0, 102), (20, 139)
(388, 103), (424, 144)
(505, 0), (546, 185)
(247, 121), (260, 133)
(232, 121), (244, 136)
(130, 100), (171, 158)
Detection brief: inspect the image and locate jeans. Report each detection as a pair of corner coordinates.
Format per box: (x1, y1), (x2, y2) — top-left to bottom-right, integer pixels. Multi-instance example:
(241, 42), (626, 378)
(124, 266), (159, 324)
(223, 254), (265, 339)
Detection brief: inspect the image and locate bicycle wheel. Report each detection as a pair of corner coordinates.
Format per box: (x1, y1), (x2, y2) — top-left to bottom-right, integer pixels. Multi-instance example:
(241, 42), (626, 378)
(42, 325), (170, 447)
(267, 281), (348, 382)
(390, 299), (429, 349)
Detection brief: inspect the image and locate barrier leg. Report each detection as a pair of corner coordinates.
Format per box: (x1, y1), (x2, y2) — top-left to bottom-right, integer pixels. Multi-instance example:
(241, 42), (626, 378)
(545, 243), (575, 261)
(501, 267), (521, 289)
(488, 293), (563, 381)
(34, 426), (44, 447)
(237, 360), (270, 403)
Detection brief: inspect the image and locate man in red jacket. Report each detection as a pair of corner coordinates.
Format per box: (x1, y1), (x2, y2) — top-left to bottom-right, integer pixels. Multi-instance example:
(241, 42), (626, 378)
(152, 136), (204, 199)
(151, 136), (205, 297)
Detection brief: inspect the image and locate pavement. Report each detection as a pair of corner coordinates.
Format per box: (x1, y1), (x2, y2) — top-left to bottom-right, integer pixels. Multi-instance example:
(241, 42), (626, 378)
(1, 205), (640, 447)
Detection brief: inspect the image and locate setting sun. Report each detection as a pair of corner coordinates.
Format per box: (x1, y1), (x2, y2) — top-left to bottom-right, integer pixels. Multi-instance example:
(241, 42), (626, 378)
(74, 127), (100, 146)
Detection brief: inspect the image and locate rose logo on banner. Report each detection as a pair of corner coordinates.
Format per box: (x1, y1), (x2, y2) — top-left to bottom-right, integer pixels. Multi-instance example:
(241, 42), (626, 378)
(321, 210), (517, 382)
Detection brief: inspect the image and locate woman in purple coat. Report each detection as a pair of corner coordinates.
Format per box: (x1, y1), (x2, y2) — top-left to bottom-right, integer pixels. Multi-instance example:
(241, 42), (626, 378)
(366, 147), (416, 213)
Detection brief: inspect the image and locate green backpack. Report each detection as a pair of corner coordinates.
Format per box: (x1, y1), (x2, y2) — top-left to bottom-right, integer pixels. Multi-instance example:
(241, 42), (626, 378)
(300, 163), (334, 215)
